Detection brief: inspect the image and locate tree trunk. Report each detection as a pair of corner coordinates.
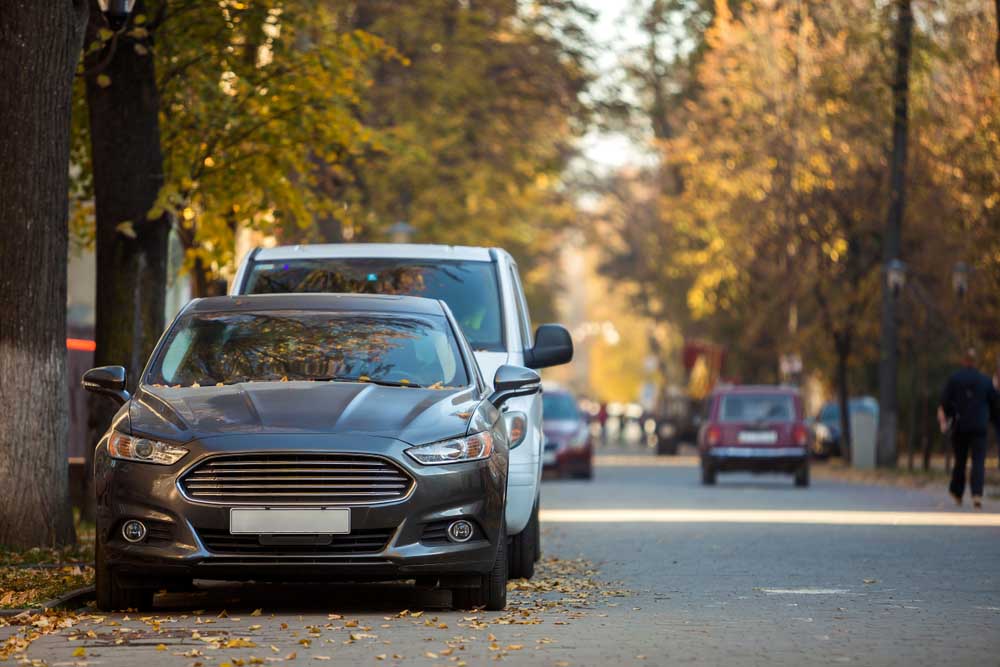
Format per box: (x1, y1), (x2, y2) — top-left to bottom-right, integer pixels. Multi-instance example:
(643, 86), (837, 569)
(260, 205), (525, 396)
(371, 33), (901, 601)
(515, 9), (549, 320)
(83, 0), (169, 520)
(876, 0), (913, 468)
(0, 0), (87, 547)
(994, 0), (999, 74)
(835, 334), (853, 463)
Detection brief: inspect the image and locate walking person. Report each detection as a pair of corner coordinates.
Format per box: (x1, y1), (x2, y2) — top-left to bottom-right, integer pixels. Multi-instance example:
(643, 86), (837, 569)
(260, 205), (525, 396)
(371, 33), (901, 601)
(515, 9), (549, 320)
(939, 348), (999, 509)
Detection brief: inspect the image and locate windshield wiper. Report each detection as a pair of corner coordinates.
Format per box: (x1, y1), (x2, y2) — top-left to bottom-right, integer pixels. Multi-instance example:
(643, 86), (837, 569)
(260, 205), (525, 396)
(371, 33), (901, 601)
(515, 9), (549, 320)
(308, 375), (424, 388)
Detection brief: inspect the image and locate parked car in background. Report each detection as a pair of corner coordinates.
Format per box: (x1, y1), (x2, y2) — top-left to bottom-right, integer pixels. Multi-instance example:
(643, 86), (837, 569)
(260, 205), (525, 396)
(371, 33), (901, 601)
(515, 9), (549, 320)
(698, 385), (811, 487)
(542, 388), (593, 479)
(231, 244), (573, 580)
(812, 396), (879, 459)
(85, 293), (540, 611)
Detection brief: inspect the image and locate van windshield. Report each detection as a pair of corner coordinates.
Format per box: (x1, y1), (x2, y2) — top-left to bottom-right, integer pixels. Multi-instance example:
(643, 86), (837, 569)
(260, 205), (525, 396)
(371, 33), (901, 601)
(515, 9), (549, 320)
(244, 258), (504, 352)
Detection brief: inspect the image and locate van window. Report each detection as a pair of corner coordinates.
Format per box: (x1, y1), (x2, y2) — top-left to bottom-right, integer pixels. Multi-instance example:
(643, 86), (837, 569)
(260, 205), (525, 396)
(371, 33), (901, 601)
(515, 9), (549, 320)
(243, 258), (505, 352)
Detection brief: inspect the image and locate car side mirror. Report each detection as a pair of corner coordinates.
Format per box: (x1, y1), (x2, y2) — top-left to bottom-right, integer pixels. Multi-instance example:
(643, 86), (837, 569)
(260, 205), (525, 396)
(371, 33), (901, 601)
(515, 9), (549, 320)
(82, 366), (131, 405)
(489, 365), (541, 408)
(523, 324), (573, 369)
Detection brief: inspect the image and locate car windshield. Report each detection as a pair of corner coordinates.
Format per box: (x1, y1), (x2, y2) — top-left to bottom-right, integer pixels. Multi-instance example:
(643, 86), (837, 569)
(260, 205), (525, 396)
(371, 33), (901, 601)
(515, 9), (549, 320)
(244, 258), (504, 352)
(818, 403), (840, 423)
(719, 393), (795, 423)
(543, 393), (580, 421)
(146, 310), (469, 389)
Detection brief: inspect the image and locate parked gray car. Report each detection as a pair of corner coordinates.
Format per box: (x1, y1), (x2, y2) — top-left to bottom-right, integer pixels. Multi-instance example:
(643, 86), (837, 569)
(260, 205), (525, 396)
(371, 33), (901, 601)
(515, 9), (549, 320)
(84, 293), (540, 611)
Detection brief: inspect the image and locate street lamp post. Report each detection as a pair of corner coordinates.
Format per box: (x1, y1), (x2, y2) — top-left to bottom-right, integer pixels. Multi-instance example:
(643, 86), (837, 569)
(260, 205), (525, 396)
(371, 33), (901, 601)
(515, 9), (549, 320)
(97, 0), (137, 29)
(877, 258), (907, 467)
(952, 261), (970, 346)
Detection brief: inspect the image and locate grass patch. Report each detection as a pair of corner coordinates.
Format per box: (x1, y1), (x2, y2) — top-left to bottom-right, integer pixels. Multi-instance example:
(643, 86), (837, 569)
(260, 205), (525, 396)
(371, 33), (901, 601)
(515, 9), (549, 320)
(0, 517), (95, 609)
(0, 565), (93, 609)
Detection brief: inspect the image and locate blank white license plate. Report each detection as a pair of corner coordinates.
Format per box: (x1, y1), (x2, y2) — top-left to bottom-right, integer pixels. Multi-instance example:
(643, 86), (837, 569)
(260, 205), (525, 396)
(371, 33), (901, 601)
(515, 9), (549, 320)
(543, 451), (557, 465)
(230, 508), (350, 534)
(738, 430), (778, 445)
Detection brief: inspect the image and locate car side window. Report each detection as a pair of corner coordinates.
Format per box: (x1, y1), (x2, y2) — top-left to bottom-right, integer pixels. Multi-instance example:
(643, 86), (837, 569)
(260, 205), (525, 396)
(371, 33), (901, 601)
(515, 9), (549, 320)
(508, 264), (532, 350)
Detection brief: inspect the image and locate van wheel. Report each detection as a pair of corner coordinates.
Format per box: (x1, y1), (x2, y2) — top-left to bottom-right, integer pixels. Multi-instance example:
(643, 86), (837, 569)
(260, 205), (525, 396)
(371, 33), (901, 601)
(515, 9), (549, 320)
(795, 462), (810, 487)
(701, 460), (716, 486)
(508, 503), (538, 580)
(453, 526), (507, 611)
(95, 534), (154, 612)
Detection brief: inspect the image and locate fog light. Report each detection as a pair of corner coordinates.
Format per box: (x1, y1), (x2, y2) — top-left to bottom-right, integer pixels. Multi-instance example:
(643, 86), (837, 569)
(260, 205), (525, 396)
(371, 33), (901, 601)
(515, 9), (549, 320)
(122, 520), (147, 543)
(447, 520), (474, 543)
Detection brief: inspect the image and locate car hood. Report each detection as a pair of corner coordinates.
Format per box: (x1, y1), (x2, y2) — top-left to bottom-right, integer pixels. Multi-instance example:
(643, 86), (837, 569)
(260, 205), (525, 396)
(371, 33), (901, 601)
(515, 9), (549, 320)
(543, 419), (582, 439)
(129, 381), (481, 446)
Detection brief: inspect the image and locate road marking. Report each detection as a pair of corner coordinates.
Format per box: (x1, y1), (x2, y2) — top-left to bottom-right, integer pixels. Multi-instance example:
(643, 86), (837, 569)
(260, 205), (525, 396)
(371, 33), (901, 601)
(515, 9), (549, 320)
(596, 455), (700, 467)
(539, 508), (1000, 527)
(760, 588), (849, 595)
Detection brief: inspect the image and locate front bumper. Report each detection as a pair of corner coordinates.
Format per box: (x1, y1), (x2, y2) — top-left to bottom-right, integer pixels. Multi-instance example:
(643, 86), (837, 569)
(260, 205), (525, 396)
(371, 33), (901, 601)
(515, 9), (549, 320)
(542, 441), (592, 476)
(706, 447), (807, 473)
(95, 433), (506, 586)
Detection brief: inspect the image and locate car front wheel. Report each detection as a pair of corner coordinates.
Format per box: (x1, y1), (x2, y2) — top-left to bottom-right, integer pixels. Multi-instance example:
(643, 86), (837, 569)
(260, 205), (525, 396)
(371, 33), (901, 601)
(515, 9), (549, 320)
(508, 501), (538, 579)
(95, 533), (154, 612)
(453, 526), (507, 611)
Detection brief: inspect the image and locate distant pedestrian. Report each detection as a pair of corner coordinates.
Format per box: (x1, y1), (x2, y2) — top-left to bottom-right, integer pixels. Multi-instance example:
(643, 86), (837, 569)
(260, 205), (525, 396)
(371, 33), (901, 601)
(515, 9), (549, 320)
(596, 402), (609, 443)
(939, 348), (1000, 509)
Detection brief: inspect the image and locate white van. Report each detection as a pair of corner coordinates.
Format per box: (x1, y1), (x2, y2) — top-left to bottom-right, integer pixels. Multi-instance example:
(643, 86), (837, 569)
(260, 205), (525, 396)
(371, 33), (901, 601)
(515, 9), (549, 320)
(232, 244), (573, 579)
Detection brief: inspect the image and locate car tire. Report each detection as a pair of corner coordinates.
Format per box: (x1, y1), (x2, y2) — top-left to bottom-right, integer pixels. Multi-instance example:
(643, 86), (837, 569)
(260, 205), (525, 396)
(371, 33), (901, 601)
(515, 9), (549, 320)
(508, 502), (538, 580)
(795, 462), (810, 487)
(95, 534), (154, 612)
(701, 459), (716, 486)
(656, 437), (678, 456)
(453, 525), (507, 611)
(572, 467), (593, 480)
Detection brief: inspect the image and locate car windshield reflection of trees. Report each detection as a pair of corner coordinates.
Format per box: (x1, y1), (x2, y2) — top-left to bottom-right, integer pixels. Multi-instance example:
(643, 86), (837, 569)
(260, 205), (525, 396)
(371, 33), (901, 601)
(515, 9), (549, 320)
(151, 313), (462, 389)
(247, 260), (501, 352)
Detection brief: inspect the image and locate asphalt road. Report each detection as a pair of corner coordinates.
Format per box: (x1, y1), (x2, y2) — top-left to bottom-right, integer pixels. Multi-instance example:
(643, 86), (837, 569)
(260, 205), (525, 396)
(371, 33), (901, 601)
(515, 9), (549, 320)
(5, 453), (1000, 665)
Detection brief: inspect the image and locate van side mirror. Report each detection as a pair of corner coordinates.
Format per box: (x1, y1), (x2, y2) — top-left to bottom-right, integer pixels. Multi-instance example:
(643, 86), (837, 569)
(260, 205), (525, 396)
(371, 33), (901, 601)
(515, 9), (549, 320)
(82, 366), (130, 405)
(489, 365), (541, 408)
(523, 324), (573, 369)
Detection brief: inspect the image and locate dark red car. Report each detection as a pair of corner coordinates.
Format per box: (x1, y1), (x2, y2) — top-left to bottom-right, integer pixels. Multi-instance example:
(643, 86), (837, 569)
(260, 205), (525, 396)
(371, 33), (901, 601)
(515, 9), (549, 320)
(542, 389), (593, 479)
(697, 385), (810, 487)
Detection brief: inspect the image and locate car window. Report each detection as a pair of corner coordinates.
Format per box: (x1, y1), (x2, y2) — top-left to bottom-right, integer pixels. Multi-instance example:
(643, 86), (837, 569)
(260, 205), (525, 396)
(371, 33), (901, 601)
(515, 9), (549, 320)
(147, 310), (469, 389)
(243, 258), (505, 352)
(818, 403), (839, 422)
(543, 393), (579, 420)
(719, 394), (795, 423)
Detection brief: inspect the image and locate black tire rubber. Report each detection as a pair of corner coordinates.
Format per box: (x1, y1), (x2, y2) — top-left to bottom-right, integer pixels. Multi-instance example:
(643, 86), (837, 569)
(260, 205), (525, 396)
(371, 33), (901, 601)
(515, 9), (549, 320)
(95, 534), (154, 612)
(701, 460), (717, 486)
(656, 437), (678, 456)
(508, 502), (538, 580)
(572, 467), (593, 480)
(795, 462), (810, 487)
(531, 501), (541, 563)
(453, 526), (508, 611)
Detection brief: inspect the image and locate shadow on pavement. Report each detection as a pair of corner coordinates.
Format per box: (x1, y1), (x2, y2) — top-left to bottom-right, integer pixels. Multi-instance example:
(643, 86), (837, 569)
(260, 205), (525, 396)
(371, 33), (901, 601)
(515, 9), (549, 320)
(153, 581), (453, 613)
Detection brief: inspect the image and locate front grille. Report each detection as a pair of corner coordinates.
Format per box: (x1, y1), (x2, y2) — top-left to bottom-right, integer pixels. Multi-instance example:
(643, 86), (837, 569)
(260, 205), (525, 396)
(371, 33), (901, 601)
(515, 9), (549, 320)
(198, 527), (395, 555)
(180, 453), (414, 505)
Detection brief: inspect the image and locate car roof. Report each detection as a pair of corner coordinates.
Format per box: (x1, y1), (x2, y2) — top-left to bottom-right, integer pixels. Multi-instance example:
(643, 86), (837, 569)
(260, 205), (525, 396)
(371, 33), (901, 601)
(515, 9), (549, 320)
(712, 384), (800, 396)
(251, 243), (498, 263)
(184, 293), (447, 317)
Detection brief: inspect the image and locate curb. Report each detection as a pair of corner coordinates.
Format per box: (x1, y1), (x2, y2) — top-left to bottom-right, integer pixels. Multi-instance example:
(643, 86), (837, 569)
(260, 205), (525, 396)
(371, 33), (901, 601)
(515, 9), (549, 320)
(0, 585), (95, 618)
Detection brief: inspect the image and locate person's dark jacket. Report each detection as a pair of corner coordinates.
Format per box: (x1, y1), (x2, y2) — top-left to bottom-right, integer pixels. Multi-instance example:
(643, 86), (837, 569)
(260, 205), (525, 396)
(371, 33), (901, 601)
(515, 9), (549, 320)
(941, 367), (999, 436)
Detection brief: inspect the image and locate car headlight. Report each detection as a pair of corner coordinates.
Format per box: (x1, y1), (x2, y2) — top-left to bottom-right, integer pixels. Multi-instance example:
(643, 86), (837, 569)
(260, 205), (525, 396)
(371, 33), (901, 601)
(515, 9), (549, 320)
(504, 411), (528, 449)
(814, 424), (831, 442)
(108, 431), (188, 465)
(568, 426), (590, 450)
(406, 432), (494, 465)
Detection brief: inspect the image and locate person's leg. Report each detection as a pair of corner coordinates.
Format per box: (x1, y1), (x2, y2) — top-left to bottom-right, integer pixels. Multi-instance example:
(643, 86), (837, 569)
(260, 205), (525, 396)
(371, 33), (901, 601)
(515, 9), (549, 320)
(969, 434), (987, 506)
(949, 433), (970, 502)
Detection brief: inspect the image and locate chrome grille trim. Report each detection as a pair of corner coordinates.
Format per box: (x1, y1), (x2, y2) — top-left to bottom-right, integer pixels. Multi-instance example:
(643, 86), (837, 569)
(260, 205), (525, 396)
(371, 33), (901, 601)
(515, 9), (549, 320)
(179, 453), (415, 506)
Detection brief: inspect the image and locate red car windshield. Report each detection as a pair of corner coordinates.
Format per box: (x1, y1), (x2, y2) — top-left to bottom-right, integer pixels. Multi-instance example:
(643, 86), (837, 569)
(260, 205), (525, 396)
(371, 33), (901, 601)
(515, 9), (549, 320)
(718, 394), (795, 423)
